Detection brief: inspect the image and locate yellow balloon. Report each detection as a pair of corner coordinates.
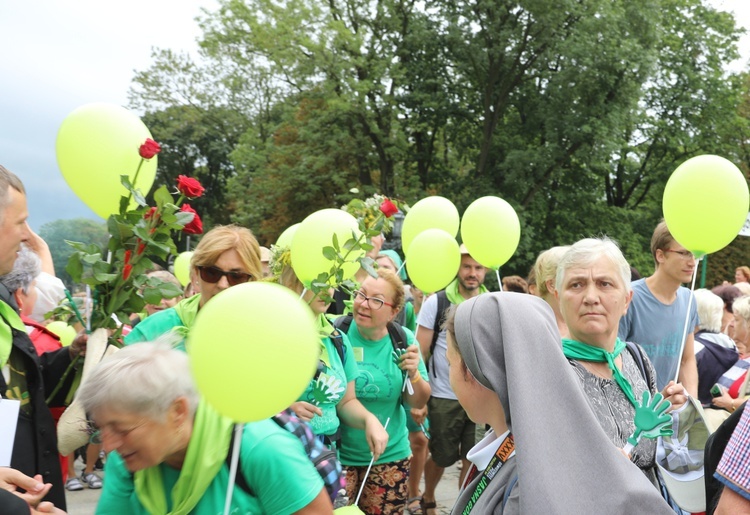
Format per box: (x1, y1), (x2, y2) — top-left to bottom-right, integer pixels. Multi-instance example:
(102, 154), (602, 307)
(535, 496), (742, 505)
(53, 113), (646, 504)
(291, 210), (363, 286)
(45, 321), (77, 347)
(276, 223), (300, 249)
(334, 507), (365, 514)
(56, 103), (158, 219)
(460, 196), (521, 270)
(406, 229), (461, 293)
(401, 196), (460, 252)
(173, 252), (194, 287)
(188, 282), (319, 422)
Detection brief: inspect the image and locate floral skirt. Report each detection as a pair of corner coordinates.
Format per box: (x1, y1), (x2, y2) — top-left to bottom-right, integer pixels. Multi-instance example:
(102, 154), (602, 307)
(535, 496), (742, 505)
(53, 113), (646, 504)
(345, 457), (411, 514)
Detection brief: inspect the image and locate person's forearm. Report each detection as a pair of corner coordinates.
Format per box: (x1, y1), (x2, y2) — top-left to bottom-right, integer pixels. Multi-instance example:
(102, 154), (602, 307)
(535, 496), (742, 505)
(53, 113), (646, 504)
(403, 373), (430, 408)
(337, 398), (375, 430)
(678, 355), (698, 398)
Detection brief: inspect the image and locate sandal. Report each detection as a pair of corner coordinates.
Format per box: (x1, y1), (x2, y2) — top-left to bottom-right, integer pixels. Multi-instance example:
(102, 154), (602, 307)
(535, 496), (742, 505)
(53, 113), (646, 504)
(406, 496), (423, 514)
(420, 498), (437, 515)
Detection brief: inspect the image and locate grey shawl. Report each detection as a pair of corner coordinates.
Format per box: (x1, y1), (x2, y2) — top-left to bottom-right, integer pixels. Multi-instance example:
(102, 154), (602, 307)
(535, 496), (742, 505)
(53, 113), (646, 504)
(452, 292), (673, 514)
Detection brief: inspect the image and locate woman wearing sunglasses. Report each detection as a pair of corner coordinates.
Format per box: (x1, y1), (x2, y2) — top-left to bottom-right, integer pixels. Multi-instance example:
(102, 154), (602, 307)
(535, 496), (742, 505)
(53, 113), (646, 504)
(339, 269), (430, 514)
(125, 225), (262, 348)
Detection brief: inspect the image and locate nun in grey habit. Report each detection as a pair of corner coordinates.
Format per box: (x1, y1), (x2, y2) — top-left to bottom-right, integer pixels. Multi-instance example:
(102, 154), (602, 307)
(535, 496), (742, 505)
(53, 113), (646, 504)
(449, 292), (673, 514)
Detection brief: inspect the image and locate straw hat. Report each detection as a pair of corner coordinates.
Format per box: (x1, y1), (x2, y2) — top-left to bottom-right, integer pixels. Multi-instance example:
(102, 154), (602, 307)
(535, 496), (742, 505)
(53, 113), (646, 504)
(57, 328), (118, 455)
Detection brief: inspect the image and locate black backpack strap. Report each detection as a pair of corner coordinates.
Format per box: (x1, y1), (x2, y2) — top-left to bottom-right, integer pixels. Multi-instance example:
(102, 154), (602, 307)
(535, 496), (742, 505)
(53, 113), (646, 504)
(624, 340), (651, 387)
(328, 328), (346, 366)
(430, 291), (450, 357)
(386, 322), (408, 351)
(226, 428), (253, 496)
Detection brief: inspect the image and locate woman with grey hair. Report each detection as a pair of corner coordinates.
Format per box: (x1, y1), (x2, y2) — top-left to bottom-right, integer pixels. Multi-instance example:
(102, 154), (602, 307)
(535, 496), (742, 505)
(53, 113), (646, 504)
(554, 237), (687, 485)
(532, 245), (570, 338)
(79, 342), (333, 514)
(693, 289), (739, 405)
(444, 292), (673, 513)
(1, 244), (41, 317)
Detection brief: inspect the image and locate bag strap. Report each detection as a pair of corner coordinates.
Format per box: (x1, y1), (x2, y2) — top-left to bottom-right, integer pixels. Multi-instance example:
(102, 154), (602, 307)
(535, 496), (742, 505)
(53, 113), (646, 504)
(328, 329), (346, 366)
(386, 322), (408, 351)
(624, 340), (651, 387)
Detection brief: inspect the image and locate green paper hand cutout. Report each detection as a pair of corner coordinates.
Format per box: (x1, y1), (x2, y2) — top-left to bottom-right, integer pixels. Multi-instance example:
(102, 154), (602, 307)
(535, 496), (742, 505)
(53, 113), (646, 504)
(626, 391), (673, 448)
(392, 349), (407, 367)
(310, 374), (346, 406)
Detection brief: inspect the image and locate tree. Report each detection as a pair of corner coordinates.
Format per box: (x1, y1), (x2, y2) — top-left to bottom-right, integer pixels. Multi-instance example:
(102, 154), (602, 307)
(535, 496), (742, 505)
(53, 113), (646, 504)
(38, 218), (108, 289)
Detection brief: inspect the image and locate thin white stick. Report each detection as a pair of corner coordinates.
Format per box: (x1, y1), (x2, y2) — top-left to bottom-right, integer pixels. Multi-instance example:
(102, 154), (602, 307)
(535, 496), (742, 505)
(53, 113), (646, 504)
(354, 417), (391, 506)
(672, 256), (700, 384)
(496, 269), (503, 291)
(299, 287), (308, 300)
(397, 260), (407, 276)
(84, 285), (92, 332)
(223, 423), (243, 515)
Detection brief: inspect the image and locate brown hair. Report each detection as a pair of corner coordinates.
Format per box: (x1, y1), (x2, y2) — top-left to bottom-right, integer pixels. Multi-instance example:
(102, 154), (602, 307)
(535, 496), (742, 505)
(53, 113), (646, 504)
(0, 165), (25, 222)
(502, 275), (528, 293)
(191, 225), (262, 280)
(650, 220), (675, 266)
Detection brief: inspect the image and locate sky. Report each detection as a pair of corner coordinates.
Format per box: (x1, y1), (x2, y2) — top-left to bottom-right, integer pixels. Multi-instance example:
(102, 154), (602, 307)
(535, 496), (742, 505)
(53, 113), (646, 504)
(0, 0), (748, 232)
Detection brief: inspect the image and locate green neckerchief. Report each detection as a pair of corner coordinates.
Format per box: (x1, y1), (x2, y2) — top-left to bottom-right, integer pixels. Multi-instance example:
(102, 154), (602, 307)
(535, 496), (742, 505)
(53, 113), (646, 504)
(0, 300), (25, 368)
(444, 278), (489, 305)
(134, 400), (233, 515)
(172, 294), (202, 330)
(562, 337), (637, 408)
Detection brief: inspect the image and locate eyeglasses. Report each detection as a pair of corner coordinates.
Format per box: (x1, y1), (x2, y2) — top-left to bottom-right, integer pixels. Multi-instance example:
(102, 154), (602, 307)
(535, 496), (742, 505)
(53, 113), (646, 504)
(663, 249), (694, 260)
(197, 265), (252, 286)
(352, 290), (395, 310)
(86, 419), (148, 445)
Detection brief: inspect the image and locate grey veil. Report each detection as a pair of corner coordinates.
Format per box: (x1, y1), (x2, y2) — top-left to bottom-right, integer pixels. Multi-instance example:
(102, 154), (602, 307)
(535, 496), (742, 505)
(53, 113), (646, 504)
(454, 292), (673, 514)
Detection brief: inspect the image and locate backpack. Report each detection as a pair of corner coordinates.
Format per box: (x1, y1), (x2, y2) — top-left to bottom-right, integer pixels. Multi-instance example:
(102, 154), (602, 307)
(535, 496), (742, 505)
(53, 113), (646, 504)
(227, 409), (345, 503)
(332, 314), (408, 354)
(427, 290), (451, 375)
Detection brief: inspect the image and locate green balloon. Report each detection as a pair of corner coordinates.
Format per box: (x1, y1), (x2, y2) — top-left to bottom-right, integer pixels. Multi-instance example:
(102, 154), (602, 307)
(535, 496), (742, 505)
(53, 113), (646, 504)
(56, 103), (157, 219)
(406, 229), (461, 294)
(173, 251), (194, 287)
(46, 321), (77, 347)
(663, 155), (749, 257)
(291, 210), (363, 286)
(401, 196), (460, 252)
(460, 196), (521, 270)
(334, 507), (365, 514)
(188, 282), (319, 422)
(276, 223), (300, 249)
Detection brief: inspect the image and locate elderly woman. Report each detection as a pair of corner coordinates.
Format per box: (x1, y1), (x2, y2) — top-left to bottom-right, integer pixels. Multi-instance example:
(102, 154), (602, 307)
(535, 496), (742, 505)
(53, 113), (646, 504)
(445, 292), (673, 514)
(78, 342), (331, 514)
(710, 296), (750, 420)
(554, 237), (687, 484)
(338, 268), (430, 514)
(279, 264), (389, 456)
(533, 245), (570, 338)
(126, 225), (262, 346)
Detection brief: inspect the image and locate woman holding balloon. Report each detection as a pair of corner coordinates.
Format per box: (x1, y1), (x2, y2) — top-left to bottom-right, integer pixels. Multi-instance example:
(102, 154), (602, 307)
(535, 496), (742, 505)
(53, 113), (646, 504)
(338, 268), (430, 515)
(278, 262), (390, 457)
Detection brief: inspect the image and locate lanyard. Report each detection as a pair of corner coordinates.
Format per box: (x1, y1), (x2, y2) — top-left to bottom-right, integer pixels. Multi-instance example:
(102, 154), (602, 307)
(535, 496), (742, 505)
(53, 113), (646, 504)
(461, 433), (515, 515)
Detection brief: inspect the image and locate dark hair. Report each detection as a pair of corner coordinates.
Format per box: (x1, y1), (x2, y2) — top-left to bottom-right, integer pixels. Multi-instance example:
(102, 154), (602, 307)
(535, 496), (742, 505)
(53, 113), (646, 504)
(502, 275), (528, 293)
(712, 284), (743, 313)
(650, 220), (674, 266)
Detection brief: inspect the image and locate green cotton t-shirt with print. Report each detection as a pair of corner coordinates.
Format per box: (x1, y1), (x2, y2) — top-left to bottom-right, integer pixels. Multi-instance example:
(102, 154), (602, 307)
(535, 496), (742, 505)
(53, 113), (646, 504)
(339, 322), (428, 466)
(95, 419), (324, 515)
(124, 295), (202, 350)
(298, 332), (359, 437)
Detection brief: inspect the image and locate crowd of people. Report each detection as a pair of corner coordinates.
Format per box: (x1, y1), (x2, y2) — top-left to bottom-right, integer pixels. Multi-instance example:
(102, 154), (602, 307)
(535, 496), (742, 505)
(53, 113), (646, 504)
(3, 161), (750, 514)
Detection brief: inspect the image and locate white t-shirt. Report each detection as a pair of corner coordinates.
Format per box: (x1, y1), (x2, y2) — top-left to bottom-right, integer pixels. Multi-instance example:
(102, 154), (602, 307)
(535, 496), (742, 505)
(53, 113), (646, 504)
(417, 294), (456, 400)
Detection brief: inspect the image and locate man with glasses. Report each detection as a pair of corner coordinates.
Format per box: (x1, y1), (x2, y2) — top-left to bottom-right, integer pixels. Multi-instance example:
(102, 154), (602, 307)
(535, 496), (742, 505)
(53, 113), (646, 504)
(619, 220), (699, 397)
(416, 245), (488, 514)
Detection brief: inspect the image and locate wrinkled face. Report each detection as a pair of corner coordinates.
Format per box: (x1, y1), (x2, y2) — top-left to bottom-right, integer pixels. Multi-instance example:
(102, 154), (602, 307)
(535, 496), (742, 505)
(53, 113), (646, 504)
(353, 276), (398, 332)
(733, 311), (749, 348)
(145, 295), (181, 316)
(558, 256), (632, 349)
(457, 255), (486, 294)
(655, 242), (696, 284)
(0, 188), (31, 275)
(17, 279), (38, 317)
(93, 407), (182, 473)
(197, 249), (251, 307)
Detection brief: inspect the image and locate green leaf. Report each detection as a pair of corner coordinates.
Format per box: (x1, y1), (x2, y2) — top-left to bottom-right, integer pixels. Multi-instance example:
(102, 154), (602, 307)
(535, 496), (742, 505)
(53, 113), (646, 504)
(65, 254), (83, 283)
(332, 233), (340, 252)
(133, 189), (147, 207)
(153, 185), (173, 209)
(175, 211), (195, 226)
(322, 246), (337, 260)
(119, 195), (130, 215)
(360, 257), (377, 279)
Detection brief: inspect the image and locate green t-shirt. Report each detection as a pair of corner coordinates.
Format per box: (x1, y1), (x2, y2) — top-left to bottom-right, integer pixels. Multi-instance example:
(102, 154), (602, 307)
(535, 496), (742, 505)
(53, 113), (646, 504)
(403, 302), (416, 333)
(298, 333), (359, 437)
(339, 322), (428, 466)
(124, 295), (201, 350)
(95, 419), (324, 515)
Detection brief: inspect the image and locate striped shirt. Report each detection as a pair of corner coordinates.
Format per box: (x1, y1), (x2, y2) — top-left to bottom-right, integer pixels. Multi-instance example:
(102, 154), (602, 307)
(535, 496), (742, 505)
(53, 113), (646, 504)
(716, 402), (750, 500)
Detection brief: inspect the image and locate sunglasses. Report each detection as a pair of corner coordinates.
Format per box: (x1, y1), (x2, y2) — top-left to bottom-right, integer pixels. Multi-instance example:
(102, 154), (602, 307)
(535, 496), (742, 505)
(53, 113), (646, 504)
(197, 265), (252, 286)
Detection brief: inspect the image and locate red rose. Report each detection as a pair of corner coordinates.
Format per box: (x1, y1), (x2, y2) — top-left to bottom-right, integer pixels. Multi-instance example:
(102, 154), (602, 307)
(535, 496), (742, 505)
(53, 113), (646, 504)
(124, 249), (132, 264)
(176, 175), (205, 198)
(122, 264), (133, 281)
(379, 198), (399, 218)
(180, 204), (203, 235)
(143, 207), (157, 220)
(136, 240), (146, 256)
(138, 138), (161, 159)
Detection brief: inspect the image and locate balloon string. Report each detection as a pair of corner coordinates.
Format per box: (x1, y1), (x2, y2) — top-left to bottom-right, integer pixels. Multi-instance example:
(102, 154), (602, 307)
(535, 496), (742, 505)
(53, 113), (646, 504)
(223, 423), (244, 515)
(672, 256), (700, 384)
(496, 269), (503, 291)
(299, 287), (308, 300)
(355, 417), (390, 506)
(397, 259), (407, 277)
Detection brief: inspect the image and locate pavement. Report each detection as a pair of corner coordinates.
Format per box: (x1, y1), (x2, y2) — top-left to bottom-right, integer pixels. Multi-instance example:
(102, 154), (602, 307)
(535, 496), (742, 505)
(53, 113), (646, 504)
(66, 460), (462, 514)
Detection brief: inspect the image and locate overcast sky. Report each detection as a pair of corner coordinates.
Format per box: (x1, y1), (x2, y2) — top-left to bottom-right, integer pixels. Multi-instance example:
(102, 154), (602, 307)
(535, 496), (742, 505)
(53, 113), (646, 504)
(1, 0), (748, 232)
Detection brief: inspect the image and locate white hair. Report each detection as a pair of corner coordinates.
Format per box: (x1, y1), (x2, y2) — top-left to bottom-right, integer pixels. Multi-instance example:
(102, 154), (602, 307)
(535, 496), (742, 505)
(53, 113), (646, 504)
(77, 337), (199, 421)
(694, 288), (723, 333)
(0, 245), (40, 294)
(555, 237), (631, 293)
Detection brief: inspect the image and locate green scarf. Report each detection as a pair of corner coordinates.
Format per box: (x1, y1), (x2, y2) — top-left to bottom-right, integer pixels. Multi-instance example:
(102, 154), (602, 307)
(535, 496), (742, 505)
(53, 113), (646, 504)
(134, 400), (234, 515)
(0, 300), (25, 368)
(562, 337), (637, 408)
(172, 294), (202, 330)
(445, 278), (488, 305)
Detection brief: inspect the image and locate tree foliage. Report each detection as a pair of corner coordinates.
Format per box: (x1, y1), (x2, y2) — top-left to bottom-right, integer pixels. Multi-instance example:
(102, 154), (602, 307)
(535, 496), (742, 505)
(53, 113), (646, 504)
(38, 218), (108, 289)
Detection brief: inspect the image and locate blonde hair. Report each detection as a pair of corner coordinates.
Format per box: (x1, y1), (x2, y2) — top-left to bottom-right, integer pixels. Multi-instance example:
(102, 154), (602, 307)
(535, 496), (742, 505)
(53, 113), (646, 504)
(375, 268), (405, 311)
(191, 225), (262, 280)
(279, 264), (304, 295)
(534, 246), (570, 297)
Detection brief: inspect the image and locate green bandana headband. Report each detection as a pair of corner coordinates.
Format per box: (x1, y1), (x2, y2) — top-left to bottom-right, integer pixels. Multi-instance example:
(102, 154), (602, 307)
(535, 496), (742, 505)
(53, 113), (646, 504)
(562, 337), (637, 408)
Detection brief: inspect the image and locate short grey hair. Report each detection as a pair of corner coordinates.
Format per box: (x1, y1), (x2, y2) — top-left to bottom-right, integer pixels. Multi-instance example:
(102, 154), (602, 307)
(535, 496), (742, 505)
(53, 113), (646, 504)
(694, 288), (723, 333)
(0, 165), (25, 223)
(555, 237), (632, 294)
(78, 339), (199, 421)
(733, 296), (750, 325)
(0, 245), (40, 294)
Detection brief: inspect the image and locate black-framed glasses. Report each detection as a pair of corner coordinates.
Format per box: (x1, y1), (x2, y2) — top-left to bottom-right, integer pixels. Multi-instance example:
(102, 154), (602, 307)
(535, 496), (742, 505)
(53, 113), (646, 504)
(197, 266), (252, 286)
(663, 249), (694, 260)
(352, 290), (395, 310)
